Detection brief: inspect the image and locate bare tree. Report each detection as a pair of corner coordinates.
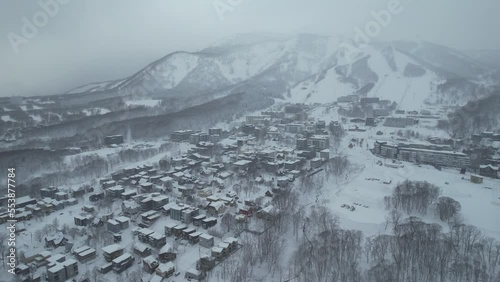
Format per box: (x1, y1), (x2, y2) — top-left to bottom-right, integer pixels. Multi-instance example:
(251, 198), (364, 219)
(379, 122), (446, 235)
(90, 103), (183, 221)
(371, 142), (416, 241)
(435, 196), (461, 222)
(221, 212), (236, 233)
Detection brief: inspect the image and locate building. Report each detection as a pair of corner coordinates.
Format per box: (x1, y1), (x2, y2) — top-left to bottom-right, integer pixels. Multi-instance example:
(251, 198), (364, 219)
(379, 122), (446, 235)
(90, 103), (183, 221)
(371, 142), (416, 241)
(62, 259), (78, 280)
(373, 141), (399, 159)
(373, 109), (391, 117)
(310, 158), (324, 169)
(209, 128), (222, 136)
(246, 115), (271, 126)
(47, 259), (78, 282)
(172, 224), (188, 237)
(207, 201), (225, 216)
(106, 185), (125, 198)
(199, 255), (216, 271)
(107, 219), (121, 234)
(192, 214), (206, 227)
(190, 132), (209, 144)
(141, 210), (161, 226)
(102, 244), (124, 262)
(374, 141), (470, 168)
(360, 97), (380, 104)
(16, 196), (37, 209)
(308, 135), (330, 150)
(171, 130), (195, 142)
(133, 242), (152, 258)
(112, 253), (134, 273)
(224, 237), (238, 253)
(257, 205), (276, 221)
(115, 216), (130, 229)
(202, 217), (217, 229)
(285, 123), (305, 134)
(138, 228), (155, 243)
(185, 268), (205, 281)
(337, 95), (359, 103)
(45, 234), (67, 249)
(47, 264), (66, 282)
(470, 174), (484, 184)
(74, 214), (92, 227)
(89, 192), (105, 202)
(188, 231), (202, 244)
(41, 186), (58, 198)
(143, 255), (160, 273)
(199, 233), (214, 248)
(319, 149), (330, 160)
(149, 232), (167, 248)
(74, 246), (96, 263)
(158, 243), (176, 262)
(170, 204), (186, 221)
(365, 117), (376, 127)
(54, 192), (69, 201)
(104, 135), (124, 146)
(384, 117), (417, 128)
(242, 124), (256, 135)
(164, 222), (178, 237)
(122, 200), (140, 216)
(296, 138), (308, 150)
(156, 262), (175, 278)
(181, 207), (200, 224)
(479, 165), (499, 179)
(211, 246), (224, 261)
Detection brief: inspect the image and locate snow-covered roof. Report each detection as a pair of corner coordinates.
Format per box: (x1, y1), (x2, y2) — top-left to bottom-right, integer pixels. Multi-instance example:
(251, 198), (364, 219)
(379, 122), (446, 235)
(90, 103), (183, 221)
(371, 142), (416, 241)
(199, 233), (213, 240)
(134, 242), (150, 252)
(102, 244), (122, 254)
(159, 243), (173, 254)
(480, 164), (499, 170)
(157, 261), (175, 272)
(112, 253), (132, 264)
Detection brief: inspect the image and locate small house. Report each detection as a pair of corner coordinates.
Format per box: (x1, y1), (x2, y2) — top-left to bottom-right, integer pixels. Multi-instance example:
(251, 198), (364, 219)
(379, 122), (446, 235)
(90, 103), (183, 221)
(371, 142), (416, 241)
(199, 233), (214, 248)
(158, 243), (176, 262)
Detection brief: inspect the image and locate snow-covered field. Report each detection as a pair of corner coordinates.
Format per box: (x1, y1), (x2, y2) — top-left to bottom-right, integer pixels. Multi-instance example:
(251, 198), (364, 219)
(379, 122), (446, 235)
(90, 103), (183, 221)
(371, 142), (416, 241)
(325, 133), (500, 239)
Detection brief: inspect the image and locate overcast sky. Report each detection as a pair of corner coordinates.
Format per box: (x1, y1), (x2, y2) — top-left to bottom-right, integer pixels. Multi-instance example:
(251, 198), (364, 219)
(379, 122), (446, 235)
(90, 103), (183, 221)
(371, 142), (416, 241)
(1, 0), (499, 97)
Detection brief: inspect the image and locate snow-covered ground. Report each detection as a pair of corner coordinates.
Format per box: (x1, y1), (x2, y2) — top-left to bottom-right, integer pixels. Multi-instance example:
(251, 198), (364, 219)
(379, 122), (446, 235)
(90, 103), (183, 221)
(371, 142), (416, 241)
(1, 115), (15, 122)
(324, 131), (500, 239)
(125, 99), (162, 108)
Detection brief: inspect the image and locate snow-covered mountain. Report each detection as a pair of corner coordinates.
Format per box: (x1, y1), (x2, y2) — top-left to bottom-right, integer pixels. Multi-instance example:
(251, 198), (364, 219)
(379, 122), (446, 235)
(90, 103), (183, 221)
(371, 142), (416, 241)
(289, 40), (497, 109)
(68, 34), (339, 98)
(66, 34), (497, 113)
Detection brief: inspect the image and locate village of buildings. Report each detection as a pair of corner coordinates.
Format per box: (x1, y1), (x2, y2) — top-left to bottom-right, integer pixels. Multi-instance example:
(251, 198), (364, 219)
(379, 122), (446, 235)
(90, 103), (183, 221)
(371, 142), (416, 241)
(2, 93), (500, 282)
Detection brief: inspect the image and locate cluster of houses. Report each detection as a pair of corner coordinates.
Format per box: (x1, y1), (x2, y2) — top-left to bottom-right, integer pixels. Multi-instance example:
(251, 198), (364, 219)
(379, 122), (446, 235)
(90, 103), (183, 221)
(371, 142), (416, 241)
(11, 103), (341, 282)
(100, 244), (135, 274)
(16, 249), (79, 282)
(0, 185), (85, 224)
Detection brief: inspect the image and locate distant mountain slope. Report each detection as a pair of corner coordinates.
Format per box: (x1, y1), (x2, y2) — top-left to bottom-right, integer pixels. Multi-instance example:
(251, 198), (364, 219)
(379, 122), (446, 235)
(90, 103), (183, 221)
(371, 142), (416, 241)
(391, 40), (493, 79)
(288, 41), (496, 109)
(65, 34), (497, 114)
